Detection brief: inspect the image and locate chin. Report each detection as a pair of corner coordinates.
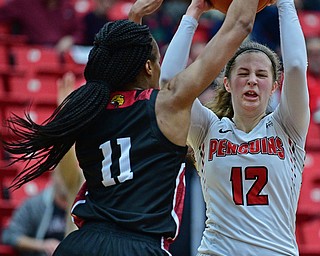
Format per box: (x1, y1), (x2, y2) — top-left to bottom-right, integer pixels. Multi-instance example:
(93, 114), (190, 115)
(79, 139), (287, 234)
(242, 102), (259, 111)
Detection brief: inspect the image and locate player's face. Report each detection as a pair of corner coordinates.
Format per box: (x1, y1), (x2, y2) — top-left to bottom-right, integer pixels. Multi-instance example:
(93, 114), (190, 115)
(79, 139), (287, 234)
(225, 52), (277, 115)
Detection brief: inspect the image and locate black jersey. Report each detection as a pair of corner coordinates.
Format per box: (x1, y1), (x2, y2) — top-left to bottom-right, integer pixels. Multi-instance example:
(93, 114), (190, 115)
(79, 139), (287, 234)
(72, 89), (188, 240)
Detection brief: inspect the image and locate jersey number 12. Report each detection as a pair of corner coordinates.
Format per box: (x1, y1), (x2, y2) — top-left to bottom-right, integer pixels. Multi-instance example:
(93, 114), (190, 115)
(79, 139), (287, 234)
(230, 166), (269, 205)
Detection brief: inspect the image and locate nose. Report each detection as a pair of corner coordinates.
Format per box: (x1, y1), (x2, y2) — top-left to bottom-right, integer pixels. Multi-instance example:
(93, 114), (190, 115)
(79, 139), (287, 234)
(247, 74), (257, 86)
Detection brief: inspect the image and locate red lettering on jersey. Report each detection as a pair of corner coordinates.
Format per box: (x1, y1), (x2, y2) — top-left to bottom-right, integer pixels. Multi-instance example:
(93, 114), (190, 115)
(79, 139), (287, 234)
(238, 143), (249, 154)
(249, 140), (260, 154)
(217, 139), (227, 156)
(208, 137), (285, 160)
(267, 137), (277, 154)
(261, 137), (268, 153)
(208, 139), (218, 160)
(226, 141), (238, 155)
(275, 137), (285, 159)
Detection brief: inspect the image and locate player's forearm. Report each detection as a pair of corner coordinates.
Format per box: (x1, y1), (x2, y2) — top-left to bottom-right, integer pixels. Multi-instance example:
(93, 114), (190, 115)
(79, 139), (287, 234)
(160, 15), (198, 86)
(16, 236), (45, 252)
(277, 0), (309, 135)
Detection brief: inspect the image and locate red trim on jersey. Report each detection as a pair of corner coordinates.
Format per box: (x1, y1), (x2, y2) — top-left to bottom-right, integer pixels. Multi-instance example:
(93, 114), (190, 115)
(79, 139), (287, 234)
(164, 166), (186, 250)
(72, 182), (88, 228)
(72, 161), (186, 247)
(174, 168), (186, 233)
(106, 89), (154, 109)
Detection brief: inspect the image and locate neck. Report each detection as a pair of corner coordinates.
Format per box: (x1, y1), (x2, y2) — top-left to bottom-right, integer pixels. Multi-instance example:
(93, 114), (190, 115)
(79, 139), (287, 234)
(232, 113), (266, 133)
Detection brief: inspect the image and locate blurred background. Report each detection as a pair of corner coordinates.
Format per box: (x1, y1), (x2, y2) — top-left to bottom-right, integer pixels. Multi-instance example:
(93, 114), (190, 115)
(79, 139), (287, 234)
(0, 0), (320, 255)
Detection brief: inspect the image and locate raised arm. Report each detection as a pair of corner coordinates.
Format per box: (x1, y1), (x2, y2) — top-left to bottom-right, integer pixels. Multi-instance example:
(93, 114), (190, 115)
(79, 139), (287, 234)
(276, 0), (309, 139)
(161, 0), (258, 109)
(156, 0), (259, 146)
(159, 1), (210, 87)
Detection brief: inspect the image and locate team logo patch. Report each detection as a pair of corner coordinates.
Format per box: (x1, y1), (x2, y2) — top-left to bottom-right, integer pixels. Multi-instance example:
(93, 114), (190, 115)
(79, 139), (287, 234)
(111, 94), (125, 107)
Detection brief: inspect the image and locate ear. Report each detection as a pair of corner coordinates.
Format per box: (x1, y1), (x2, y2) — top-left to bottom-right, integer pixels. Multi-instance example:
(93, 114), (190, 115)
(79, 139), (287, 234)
(144, 60), (152, 76)
(223, 77), (231, 93)
(270, 81), (278, 95)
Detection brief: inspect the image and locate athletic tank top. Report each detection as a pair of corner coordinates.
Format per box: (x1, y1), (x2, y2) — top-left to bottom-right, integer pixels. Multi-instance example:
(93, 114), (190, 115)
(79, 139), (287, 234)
(72, 89), (187, 240)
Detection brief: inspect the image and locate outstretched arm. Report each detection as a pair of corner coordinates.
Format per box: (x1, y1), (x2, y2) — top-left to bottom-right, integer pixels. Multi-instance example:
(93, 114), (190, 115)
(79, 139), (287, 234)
(160, 0), (212, 87)
(161, 0), (258, 109)
(156, 0), (259, 146)
(276, 0), (309, 142)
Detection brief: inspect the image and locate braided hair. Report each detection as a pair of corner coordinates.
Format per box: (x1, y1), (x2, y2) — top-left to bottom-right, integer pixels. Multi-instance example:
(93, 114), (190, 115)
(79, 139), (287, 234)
(3, 19), (154, 189)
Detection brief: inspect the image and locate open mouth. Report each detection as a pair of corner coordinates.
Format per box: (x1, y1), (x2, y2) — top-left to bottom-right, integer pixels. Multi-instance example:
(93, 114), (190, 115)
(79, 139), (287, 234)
(244, 91), (258, 99)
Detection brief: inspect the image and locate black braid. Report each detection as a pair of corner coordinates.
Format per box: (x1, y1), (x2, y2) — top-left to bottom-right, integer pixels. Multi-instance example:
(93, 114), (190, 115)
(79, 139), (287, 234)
(3, 81), (110, 189)
(2, 19), (154, 189)
(84, 19), (153, 88)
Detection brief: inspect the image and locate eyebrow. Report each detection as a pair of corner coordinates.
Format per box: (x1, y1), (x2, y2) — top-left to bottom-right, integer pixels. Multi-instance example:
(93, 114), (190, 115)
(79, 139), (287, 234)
(237, 67), (269, 73)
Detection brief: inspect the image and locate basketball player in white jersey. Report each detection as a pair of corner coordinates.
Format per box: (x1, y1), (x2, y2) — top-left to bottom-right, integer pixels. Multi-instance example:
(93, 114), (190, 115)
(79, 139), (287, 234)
(160, 0), (309, 255)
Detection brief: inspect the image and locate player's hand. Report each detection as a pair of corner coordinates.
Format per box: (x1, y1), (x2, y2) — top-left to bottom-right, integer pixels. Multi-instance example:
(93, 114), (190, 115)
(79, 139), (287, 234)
(57, 71), (76, 105)
(186, 0), (213, 21)
(128, 0), (163, 24)
(41, 238), (60, 255)
(55, 36), (74, 54)
(268, 0), (277, 5)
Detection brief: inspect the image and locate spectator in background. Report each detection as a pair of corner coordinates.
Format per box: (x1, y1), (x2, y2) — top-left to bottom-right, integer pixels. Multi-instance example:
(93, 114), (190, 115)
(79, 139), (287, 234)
(81, 0), (115, 46)
(300, 0), (320, 10)
(143, 0), (189, 53)
(0, 0), (83, 53)
(2, 171), (68, 256)
(250, 5), (280, 55)
(298, 5), (320, 146)
(306, 37), (320, 121)
(1, 72), (83, 256)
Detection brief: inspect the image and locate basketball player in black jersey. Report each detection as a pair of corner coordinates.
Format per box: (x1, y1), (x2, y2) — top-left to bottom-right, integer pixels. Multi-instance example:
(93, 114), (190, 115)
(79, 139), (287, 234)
(2, 0), (260, 254)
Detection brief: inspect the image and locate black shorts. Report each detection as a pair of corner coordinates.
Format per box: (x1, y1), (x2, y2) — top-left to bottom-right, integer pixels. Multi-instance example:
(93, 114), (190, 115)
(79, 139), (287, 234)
(53, 221), (170, 256)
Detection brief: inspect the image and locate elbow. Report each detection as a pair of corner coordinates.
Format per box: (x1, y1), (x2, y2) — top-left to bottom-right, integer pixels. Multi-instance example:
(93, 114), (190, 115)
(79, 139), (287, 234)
(237, 17), (254, 36)
(285, 59), (308, 75)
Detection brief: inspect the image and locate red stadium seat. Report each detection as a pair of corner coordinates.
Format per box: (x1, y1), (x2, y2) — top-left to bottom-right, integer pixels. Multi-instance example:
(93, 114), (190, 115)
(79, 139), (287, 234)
(9, 45), (84, 75)
(306, 120), (320, 151)
(0, 161), (51, 207)
(0, 93), (56, 123)
(0, 199), (18, 229)
(8, 74), (59, 100)
(2, 104), (55, 125)
(0, 244), (18, 256)
(298, 151), (320, 214)
(0, 199), (19, 256)
(296, 151), (320, 255)
(298, 11), (320, 38)
(9, 45), (61, 70)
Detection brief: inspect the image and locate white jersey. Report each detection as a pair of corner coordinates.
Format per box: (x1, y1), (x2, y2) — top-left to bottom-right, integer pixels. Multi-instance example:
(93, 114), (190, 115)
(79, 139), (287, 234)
(160, 0), (309, 255)
(188, 99), (305, 255)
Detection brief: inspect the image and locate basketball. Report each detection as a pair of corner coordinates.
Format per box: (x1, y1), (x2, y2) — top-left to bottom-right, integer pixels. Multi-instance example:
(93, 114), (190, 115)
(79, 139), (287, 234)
(210, 0), (272, 14)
